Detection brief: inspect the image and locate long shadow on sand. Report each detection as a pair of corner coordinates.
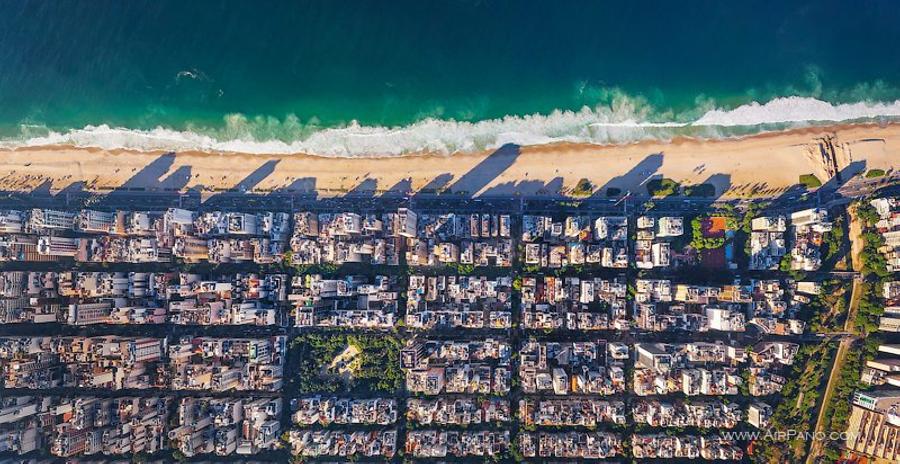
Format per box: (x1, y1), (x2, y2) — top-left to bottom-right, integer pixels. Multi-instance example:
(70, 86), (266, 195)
(591, 153), (664, 199)
(443, 143), (521, 196)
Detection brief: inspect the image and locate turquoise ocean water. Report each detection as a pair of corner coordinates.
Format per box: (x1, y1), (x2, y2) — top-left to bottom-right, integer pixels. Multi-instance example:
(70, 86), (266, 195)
(1, 0), (900, 156)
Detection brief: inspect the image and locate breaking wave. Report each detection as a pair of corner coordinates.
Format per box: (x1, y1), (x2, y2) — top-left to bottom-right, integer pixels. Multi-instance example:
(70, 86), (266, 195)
(3, 96), (900, 157)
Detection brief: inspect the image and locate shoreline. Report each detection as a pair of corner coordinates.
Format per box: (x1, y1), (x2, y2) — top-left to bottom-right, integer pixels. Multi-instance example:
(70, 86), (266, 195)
(4, 119), (894, 160)
(1, 122), (898, 200)
(3, 95), (900, 158)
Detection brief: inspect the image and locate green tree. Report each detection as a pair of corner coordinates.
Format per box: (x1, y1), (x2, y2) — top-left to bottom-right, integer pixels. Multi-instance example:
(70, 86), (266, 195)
(571, 178), (593, 197)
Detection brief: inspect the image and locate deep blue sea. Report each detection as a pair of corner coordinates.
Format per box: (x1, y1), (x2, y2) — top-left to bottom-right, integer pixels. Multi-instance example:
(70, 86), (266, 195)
(1, 0), (900, 155)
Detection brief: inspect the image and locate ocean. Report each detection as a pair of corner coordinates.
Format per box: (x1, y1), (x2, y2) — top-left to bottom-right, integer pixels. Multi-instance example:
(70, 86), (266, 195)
(1, 0), (900, 156)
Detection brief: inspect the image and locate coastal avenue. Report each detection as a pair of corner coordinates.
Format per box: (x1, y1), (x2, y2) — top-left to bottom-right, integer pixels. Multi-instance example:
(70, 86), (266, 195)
(0, 183), (842, 217)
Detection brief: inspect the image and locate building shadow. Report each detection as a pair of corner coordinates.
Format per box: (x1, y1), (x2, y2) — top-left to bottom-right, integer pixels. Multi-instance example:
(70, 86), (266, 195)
(30, 180), (54, 196)
(345, 178), (378, 198)
(764, 183), (810, 214)
(592, 152), (664, 199)
(383, 178), (413, 197)
(480, 177), (565, 197)
(701, 173), (732, 200)
(158, 166), (193, 191)
(113, 152), (178, 192)
(277, 177), (318, 195)
(88, 152), (194, 209)
(202, 160), (280, 207)
(760, 159), (868, 214)
(230, 160), (279, 193)
(58, 181), (87, 196)
(445, 143), (520, 197)
(821, 159), (867, 194)
(681, 173), (732, 209)
(415, 173), (455, 196)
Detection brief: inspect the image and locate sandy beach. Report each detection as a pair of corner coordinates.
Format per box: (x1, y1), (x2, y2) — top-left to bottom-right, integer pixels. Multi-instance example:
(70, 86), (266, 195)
(0, 123), (897, 200)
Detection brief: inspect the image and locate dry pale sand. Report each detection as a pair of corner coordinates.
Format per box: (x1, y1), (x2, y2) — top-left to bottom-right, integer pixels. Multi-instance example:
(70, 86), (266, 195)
(0, 122), (897, 199)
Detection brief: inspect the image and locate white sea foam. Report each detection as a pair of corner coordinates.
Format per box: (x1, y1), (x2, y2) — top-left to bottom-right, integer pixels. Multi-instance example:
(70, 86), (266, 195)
(693, 96), (900, 126)
(2, 97), (899, 157)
